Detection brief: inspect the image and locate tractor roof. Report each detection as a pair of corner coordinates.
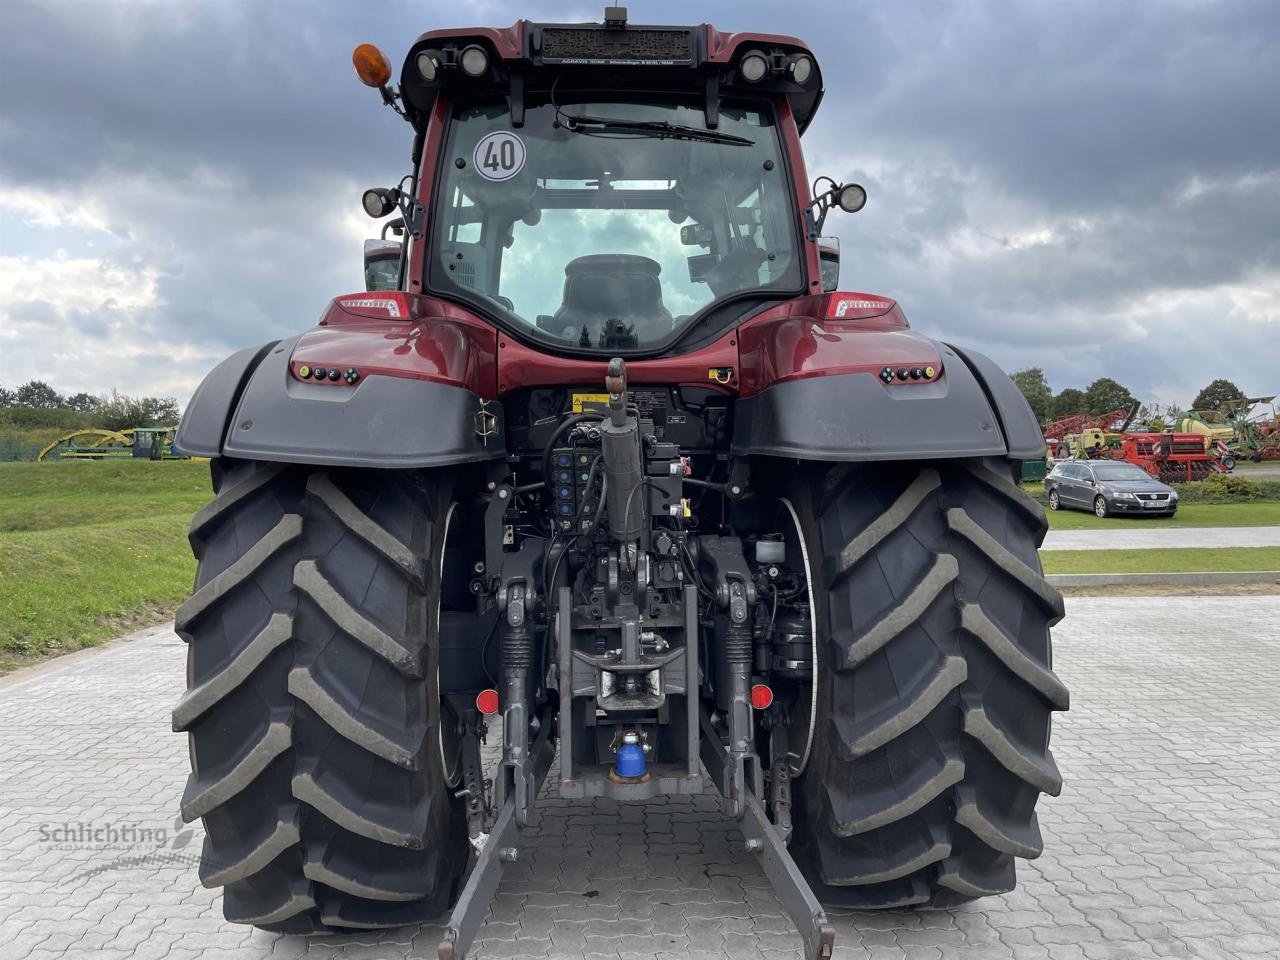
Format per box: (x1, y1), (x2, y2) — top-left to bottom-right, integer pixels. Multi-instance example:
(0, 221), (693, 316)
(398, 10), (824, 134)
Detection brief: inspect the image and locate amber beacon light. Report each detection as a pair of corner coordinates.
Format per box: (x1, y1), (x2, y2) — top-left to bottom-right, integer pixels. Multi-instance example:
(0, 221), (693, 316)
(352, 43), (392, 88)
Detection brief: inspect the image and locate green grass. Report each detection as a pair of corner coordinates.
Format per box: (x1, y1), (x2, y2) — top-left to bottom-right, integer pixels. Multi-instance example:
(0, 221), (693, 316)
(1042, 547), (1280, 575)
(0, 460), (209, 668)
(0, 459), (210, 532)
(1045, 501), (1280, 529)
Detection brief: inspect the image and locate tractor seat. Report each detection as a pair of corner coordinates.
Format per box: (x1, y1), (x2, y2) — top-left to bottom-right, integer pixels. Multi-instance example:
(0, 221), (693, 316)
(543, 255), (672, 341)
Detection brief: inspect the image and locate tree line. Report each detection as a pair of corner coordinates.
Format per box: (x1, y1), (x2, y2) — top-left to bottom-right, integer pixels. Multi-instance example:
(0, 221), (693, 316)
(1009, 370), (1252, 426)
(0, 380), (181, 433)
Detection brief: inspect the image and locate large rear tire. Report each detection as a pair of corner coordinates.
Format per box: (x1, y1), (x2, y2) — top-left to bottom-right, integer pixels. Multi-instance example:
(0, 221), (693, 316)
(173, 460), (468, 932)
(784, 457), (1068, 907)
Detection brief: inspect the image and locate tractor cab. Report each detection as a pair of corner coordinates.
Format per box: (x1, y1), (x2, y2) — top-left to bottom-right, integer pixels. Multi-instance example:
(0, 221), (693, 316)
(355, 7), (866, 357)
(130, 427), (171, 460)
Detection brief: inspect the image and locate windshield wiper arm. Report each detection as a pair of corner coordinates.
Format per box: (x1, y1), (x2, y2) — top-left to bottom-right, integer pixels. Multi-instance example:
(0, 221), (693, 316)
(561, 113), (754, 147)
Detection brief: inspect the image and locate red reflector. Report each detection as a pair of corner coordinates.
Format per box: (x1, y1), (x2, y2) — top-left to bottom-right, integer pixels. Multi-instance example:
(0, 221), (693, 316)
(750, 683), (774, 710)
(475, 689), (500, 715)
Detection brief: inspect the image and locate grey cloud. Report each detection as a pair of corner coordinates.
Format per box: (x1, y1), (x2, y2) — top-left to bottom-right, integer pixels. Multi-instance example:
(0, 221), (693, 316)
(1, 0), (1277, 407)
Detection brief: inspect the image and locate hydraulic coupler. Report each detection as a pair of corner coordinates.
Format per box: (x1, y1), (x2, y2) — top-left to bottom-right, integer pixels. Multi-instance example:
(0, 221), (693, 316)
(601, 358), (644, 565)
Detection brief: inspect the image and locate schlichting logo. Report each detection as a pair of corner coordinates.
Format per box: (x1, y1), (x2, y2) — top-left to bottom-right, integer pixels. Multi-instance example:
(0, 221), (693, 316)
(39, 816), (195, 852)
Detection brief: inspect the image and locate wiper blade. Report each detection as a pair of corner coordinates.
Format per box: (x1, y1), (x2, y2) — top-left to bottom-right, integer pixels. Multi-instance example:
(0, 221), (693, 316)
(562, 113), (754, 147)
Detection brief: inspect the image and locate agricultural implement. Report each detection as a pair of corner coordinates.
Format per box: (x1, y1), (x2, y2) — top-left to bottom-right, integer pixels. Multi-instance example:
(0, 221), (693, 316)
(171, 11), (1066, 959)
(1112, 432), (1229, 483)
(1179, 397), (1280, 464)
(37, 426), (184, 462)
(1042, 402), (1139, 460)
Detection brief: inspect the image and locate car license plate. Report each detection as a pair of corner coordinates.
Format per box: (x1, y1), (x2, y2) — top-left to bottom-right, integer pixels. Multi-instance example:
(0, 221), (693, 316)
(1142, 500), (1164, 509)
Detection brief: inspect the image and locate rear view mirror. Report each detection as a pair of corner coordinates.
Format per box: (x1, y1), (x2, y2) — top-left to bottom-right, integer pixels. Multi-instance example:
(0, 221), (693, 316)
(364, 239), (402, 292)
(817, 236), (840, 292)
(680, 223), (712, 247)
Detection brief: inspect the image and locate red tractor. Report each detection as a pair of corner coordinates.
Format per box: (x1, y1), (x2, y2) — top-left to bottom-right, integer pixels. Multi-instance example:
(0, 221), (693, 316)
(173, 12), (1066, 959)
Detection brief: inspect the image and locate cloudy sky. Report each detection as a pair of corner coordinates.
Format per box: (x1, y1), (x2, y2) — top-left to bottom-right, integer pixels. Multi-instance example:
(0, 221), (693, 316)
(1, 0), (1277, 410)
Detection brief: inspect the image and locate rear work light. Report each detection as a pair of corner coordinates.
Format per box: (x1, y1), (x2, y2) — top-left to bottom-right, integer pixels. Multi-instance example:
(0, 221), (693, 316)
(417, 50), (440, 81)
(459, 44), (490, 77)
(789, 54), (814, 85)
(739, 50), (769, 82)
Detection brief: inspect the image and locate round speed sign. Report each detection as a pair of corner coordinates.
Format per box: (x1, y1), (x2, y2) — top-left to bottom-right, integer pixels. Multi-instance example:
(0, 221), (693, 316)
(473, 132), (526, 182)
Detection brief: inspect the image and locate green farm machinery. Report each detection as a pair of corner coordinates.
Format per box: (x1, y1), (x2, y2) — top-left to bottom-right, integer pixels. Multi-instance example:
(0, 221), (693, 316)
(37, 427), (187, 462)
(1177, 396), (1279, 465)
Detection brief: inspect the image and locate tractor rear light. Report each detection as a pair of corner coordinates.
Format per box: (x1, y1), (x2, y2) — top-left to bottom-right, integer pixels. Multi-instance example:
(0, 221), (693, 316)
(789, 54), (814, 85)
(292, 363), (362, 385)
(362, 187), (399, 218)
(475, 689), (499, 715)
(739, 51), (768, 82)
(460, 44), (489, 77)
(417, 50), (441, 81)
(824, 292), (895, 320)
(879, 364), (941, 385)
(333, 292), (409, 320)
(750, 683), (774, 710)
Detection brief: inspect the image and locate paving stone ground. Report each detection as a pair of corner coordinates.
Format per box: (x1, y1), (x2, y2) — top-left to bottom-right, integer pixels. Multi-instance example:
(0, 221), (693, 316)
(1039, 524), (1280, 551)
(2, 595), (1279, 960)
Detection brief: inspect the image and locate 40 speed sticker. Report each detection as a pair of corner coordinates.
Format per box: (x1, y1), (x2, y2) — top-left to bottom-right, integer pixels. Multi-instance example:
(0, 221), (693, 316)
(473, 131), (526, 182)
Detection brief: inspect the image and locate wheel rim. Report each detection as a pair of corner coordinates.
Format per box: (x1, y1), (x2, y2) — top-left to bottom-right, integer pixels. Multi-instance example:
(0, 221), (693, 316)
(1048, 491), (1058, 510)
(1095, 497), (1106, 517)
(437, 501), (464, 788)
(776, 497), (818, 777)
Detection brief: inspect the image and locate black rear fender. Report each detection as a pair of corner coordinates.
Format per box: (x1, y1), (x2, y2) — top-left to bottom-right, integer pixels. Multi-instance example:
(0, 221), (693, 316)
(731, 342), (1045, 463)
(175, 336), (507, 468)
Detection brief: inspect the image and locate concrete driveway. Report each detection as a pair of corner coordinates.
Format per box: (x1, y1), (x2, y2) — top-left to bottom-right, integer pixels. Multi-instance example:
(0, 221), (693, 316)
(2, 596), (1278, 960)
(1040, 525), (1280, 551)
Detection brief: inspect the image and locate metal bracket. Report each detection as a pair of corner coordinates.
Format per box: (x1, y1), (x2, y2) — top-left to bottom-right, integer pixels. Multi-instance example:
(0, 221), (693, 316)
(438, 705), (555, 960)
(474, 399), (499, 446)
(768, 723), (794, 842)
(455, 709), (492, 843)
(702, 699), (830, 957)
(741, 790), (835, 960)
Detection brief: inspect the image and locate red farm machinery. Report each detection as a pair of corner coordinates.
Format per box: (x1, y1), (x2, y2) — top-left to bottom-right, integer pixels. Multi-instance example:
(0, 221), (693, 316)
(1045, 401), (1229, 482)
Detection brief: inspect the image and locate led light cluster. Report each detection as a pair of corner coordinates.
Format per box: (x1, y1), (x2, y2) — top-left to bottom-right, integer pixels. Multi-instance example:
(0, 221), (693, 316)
(296, 364), (361, 385)
(879, 365), (938, 384)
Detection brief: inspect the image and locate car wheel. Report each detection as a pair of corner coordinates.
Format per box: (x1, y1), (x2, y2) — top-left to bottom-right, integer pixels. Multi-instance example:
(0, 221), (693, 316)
(1047, 489), (1060, 511)
(1093, 496), (1108, 518)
